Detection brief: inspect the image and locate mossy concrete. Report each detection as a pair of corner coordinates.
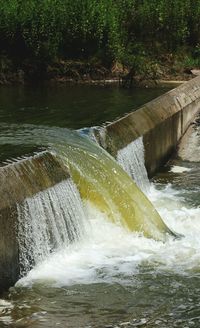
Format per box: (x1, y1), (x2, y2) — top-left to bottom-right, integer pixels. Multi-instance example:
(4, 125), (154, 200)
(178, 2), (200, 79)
(96, 76), (200, 176)
(0, 152), (70, 293)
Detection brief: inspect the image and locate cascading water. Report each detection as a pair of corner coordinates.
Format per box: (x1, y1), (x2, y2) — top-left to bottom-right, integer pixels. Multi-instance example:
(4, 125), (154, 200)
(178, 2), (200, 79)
(60, 132), (175, 240)
(17, 179), (88, 276)
(0, 124), (176, 242)
(1, 78), (200, 328)
(1, 123), (200, 328)
(117, 136), (150, 194)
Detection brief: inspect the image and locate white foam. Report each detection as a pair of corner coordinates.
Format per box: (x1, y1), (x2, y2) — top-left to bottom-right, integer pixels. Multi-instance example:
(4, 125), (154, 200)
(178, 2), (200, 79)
(0, 300), (13, 308)
(16, 185), (200, 288)
(0, 300), (13, 325)
(170, 165), (191, 173)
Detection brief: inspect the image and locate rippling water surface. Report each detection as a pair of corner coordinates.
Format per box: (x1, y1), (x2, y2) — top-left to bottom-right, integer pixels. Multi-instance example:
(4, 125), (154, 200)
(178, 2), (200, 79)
(0, 84), (168, 163)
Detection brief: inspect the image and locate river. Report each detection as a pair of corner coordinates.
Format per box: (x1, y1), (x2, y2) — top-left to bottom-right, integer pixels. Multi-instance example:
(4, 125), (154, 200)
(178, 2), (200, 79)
(1, 84), (200, 328)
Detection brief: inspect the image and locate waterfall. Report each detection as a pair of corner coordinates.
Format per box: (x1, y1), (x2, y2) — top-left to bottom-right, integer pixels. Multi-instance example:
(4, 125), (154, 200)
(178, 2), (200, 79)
(56, 131), (177, 241)
(117, 137), (150, 194)
(17, 178), (88, 276)
(0, 125), (177, 248)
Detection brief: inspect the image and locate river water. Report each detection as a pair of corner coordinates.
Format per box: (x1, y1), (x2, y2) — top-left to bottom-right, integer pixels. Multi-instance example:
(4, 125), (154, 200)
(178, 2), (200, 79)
(1, 85), (200, 328)
(0, 84), (167, 163)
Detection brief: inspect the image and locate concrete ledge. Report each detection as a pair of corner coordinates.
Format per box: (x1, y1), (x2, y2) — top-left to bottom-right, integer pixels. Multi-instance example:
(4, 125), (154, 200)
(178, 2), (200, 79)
(0, 151), (70, 292)
(0, 151), (69, 209)
(96, 76), (200, 176)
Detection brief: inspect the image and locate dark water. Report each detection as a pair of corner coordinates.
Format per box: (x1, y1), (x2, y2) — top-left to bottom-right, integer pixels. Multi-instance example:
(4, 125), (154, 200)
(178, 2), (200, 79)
(0, 84), (168, 162)
(2, 272), (200, 328)
(0, 85), (168, 129)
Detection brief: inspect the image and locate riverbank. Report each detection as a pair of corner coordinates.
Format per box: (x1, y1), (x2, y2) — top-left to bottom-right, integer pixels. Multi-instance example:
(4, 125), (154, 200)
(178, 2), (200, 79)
(0, 57), (196, 87)
(1, 1), (200, 88)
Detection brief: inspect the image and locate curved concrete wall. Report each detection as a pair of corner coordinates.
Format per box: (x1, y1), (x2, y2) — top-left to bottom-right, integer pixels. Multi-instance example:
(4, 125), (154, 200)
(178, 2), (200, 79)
(0, 152), (70, 292)
(95, 76), (200, 176)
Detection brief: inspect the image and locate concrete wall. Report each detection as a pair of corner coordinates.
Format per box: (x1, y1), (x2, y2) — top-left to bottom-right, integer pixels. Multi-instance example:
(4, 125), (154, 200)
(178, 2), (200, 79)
(0, 152), (70, 293)
(96, 76), (200, 176)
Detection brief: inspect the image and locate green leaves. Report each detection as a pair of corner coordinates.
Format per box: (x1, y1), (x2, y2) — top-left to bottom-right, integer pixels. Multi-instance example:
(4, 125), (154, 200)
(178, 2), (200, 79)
(0, 0), (200, 68)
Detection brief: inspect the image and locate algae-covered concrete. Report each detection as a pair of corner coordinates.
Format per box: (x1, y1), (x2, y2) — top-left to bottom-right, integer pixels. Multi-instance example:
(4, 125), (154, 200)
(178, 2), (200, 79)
(96, 76), (200, 176)
(0, 152), (70, 293)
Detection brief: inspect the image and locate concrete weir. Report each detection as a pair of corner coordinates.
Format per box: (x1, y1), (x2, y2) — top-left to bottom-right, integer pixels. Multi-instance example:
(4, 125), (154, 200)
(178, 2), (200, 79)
(96, 76), (200, 176)
(0, 152), (70, 292)
(1, 76), (200, 293)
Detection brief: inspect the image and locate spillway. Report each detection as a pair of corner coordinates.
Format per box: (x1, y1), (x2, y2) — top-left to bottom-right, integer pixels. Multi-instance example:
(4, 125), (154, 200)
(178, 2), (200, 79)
(1, 77), (200, 327)
(0, 125), (177, 245)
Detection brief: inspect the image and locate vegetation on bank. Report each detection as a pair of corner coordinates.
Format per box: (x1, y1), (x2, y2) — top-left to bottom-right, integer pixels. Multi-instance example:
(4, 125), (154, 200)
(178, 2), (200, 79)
(1, 0), (200, 83)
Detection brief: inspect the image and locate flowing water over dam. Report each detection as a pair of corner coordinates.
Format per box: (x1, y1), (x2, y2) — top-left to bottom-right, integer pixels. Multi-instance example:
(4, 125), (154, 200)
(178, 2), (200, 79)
(0, 85), (200, 328)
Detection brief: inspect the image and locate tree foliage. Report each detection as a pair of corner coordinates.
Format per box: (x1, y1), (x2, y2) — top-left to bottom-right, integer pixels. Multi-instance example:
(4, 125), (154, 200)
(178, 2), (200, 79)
(0, 0), (200, 70)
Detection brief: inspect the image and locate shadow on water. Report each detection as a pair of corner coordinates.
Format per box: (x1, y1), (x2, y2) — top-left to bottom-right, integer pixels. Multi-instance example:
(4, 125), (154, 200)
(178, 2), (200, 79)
(0, 85), (169, 128)
(0, 84), (169, 163)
